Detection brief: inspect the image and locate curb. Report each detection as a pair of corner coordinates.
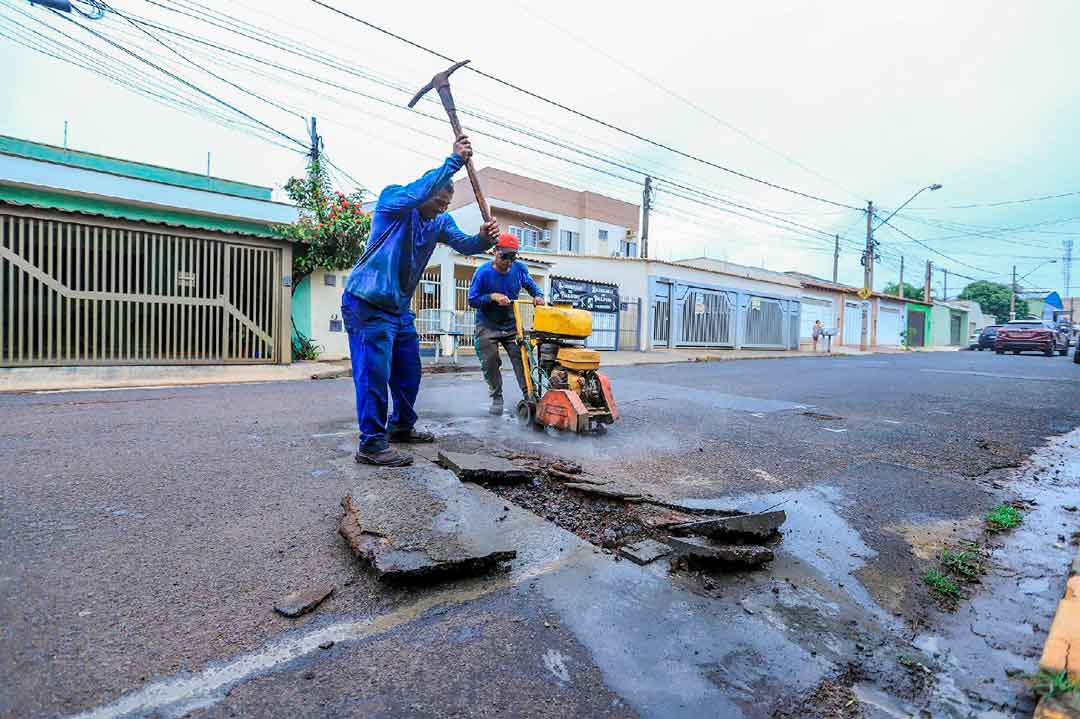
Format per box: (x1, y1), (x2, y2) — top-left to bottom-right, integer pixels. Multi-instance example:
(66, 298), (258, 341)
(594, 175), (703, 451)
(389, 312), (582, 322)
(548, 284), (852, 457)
(1035, 544), (1080, 718)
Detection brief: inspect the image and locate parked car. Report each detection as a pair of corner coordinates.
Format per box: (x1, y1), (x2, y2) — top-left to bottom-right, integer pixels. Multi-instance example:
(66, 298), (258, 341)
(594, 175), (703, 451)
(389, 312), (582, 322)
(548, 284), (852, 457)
(994, 320), (1069, 356)
(974, 325), (1000, 351)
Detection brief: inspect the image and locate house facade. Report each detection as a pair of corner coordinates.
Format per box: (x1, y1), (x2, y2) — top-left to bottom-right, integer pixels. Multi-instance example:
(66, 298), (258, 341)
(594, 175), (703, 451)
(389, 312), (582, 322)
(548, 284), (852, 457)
(0, 135), (298, 368)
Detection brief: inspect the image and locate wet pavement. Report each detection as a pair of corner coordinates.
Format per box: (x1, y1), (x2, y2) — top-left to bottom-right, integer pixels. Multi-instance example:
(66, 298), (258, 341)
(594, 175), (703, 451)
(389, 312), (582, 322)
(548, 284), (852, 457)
(2, 350), (1080, 718)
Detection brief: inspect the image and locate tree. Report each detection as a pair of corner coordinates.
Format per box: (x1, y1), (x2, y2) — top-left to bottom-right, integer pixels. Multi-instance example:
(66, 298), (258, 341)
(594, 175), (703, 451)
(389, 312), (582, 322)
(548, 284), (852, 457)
(881, 281), (925, 301)
(276, 156), (370, 358)
(958, 280), (1028, 323)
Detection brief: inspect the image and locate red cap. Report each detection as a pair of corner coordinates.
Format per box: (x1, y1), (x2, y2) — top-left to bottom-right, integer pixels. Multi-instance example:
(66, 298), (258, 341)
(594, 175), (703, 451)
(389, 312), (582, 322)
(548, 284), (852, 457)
(495, 233), (519, 251)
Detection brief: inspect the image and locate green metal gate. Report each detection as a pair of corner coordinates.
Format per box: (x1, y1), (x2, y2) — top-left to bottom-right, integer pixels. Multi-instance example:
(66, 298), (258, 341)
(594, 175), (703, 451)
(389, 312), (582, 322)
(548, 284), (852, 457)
(0, 210), (282, 366)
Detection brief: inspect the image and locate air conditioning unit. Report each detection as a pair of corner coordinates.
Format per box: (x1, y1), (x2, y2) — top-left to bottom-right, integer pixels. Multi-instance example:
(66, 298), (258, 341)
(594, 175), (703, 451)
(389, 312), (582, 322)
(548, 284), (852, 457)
(625, 229), (634, 238)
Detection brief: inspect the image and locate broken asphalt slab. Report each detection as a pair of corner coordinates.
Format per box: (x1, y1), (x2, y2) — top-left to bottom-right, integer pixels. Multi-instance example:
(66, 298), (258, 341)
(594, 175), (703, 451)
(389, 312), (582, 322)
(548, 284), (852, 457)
(563, 482), (643, 501)
(437, 450), (532, 484)
(670, 510), (787, 541)
(273, 585), (334, 618)
(340, 465), (517, 582)
(662, 535), (775, 566)
(618, 539), (673, 566)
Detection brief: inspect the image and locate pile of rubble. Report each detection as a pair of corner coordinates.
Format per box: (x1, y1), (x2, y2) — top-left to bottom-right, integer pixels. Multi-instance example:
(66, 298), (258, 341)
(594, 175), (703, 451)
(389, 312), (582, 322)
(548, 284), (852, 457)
(337, 449), (786, 585)
(459, 450), (787, 570)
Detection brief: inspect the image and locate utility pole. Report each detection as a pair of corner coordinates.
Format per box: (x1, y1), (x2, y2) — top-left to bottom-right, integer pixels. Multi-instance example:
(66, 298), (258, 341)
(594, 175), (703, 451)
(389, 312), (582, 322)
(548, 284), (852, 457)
(860, 201), (874, 351)
(862, 201), (874, 291)
(832, 234), (839, 283)
(943, 269), (948, 300)
(1065, 239), (1074, 319)
(1010, 265), (1017, 320)
(924, 261), (932, 302)
(308, 116), (320, 162)
(640, 176), (653, 259)
(63, 120), (68, 150)
(206, 152), (211, 177)
(898, 256), (905, 298)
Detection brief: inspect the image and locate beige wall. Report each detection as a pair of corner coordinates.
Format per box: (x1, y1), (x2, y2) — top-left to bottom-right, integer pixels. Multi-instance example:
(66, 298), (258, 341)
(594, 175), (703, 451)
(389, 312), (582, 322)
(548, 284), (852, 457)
(449, 167), (639, 232)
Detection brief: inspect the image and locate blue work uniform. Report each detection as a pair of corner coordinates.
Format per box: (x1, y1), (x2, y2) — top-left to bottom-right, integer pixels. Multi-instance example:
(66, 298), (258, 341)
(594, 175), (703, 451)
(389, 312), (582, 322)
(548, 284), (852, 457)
(341, 154), (492, 452)
(468, 260), (544, 331)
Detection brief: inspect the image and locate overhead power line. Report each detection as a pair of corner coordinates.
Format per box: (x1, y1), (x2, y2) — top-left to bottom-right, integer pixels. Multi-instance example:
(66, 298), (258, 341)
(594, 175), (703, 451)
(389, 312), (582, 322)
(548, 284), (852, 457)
(306, 0), (863, 212)
(902, 190), (1080, 211)
(508, 0), (867, 204)
(48, 6), (308, 151)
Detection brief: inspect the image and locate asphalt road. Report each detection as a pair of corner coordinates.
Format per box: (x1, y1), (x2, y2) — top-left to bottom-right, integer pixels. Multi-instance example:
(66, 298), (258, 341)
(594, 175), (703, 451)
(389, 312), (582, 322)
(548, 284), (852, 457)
(3, 350), (1079, 719)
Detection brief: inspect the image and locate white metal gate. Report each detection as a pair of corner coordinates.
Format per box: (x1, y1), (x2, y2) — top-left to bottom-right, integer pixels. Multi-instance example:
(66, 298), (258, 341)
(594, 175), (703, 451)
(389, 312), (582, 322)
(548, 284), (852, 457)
(743, 295), (786, 348)
(843, 301), (864, 345)
(0, 210), (282, 366)
(651, 285), (671, 347)
(677, 287), (736, 347)
(877, 306), (903, 346)
(586, 311), (618, 350)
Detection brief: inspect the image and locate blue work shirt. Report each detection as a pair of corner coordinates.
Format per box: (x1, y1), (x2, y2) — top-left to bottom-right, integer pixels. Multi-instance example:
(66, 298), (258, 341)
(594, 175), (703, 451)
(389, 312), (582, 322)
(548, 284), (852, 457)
(344, 154), (493, 313)
(468, 260), (544, 332)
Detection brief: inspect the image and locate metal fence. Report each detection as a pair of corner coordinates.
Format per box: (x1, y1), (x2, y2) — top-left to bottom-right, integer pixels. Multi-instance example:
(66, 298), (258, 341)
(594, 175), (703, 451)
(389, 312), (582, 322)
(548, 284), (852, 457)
(678, 288), (736, 347)
(651, 292), (670, 347)
(743, 295), (786, 348)
(410, 269), (441, 346)
(0, 211), (282, 366)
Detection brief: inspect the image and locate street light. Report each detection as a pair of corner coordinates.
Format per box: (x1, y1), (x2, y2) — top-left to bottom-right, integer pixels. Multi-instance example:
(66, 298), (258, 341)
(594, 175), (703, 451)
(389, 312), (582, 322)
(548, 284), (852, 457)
(1011, 259), (1058, 320)
(872, 183), (943, 231)
(859, 183), (943, 350)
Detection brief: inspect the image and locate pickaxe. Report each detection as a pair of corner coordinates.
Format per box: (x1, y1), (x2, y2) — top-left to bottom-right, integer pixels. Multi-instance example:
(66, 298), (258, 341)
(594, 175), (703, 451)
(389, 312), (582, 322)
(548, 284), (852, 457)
(408, 60), (491, 223)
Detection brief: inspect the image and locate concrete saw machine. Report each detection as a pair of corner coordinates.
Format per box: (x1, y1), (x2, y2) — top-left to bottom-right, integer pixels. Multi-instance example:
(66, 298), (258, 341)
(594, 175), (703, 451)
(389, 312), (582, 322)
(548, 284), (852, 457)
(512, 300), (619, 434)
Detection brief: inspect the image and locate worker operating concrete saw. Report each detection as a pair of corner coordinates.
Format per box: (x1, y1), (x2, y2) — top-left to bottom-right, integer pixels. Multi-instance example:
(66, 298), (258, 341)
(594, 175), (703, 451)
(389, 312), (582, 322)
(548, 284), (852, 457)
(341, 135), (499, 467)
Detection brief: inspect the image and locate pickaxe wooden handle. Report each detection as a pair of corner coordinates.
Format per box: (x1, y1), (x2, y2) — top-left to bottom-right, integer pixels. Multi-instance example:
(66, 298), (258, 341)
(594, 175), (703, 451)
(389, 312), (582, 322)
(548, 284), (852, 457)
(408, 60), (491, 223)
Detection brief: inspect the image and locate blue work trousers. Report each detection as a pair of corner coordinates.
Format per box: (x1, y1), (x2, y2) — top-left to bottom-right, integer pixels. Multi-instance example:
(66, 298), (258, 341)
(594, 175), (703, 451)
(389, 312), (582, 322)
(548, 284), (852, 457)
(341, 291), (421, 452)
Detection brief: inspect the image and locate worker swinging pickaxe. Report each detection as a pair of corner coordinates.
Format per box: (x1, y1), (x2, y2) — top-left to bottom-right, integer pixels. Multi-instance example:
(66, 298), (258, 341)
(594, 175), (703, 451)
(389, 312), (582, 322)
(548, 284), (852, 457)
(408, 60), (492, 224)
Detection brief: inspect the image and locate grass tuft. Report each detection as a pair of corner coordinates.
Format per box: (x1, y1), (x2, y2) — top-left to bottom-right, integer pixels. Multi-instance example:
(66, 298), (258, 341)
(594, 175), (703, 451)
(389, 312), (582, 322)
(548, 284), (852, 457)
(939, 546), (982, 578)
(1030, 669), (1080, 698)
(923, 569), (963, 599)
(986, 504), (1023, 532)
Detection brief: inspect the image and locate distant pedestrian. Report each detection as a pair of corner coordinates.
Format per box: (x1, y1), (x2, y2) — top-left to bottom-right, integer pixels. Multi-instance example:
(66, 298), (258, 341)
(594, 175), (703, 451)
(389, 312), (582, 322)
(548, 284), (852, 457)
(812, 320), (824, 352)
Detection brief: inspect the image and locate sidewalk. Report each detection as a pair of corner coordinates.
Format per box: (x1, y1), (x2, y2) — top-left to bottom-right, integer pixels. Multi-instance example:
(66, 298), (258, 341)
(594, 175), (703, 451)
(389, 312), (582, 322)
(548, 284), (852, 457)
(0, 345), (961, 393)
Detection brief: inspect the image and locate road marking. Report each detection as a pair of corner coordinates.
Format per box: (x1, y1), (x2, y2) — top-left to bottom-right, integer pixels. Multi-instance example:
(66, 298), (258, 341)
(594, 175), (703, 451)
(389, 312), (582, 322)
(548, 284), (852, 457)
(883, 420), (903, 425)
(823, 428), (848, 433)
(63, 549), (584, 719)
(921, 368), (1080, 383)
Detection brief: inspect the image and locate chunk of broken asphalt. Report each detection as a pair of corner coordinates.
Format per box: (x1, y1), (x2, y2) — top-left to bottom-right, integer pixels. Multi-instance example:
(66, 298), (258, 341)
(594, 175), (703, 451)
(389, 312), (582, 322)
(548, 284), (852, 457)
(340, 466), (517, 582)
(563, 483), (642, 501)
(618, 539), (674, 566)
(662, 535), (774, 566)
(437, 450), (532, 484)
(273, 585), (334, 618)
(669, 510), (786, 541)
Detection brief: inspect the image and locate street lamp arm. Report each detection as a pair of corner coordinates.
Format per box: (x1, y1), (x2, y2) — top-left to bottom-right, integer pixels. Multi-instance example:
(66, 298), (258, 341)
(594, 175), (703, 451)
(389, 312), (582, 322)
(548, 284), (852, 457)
(872, 184), (942, 231)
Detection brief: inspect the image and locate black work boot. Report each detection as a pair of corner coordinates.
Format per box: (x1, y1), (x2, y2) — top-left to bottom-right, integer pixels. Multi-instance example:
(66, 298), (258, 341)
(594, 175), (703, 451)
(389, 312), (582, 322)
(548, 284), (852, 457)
(388, 427), (435, 444)
(489, 396), (504, 416)
(355, 446), (413, 466)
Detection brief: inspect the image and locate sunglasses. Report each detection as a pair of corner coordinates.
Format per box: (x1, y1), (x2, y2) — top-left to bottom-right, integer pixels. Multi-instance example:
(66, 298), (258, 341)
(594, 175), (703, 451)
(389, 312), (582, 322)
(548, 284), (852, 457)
(497, 252), (517, 261)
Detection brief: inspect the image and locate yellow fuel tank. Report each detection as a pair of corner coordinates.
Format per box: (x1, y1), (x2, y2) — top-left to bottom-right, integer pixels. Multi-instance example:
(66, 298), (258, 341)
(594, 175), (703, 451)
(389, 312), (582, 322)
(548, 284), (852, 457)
(532, 303), (592, 339)
(557, 347), (601, 371)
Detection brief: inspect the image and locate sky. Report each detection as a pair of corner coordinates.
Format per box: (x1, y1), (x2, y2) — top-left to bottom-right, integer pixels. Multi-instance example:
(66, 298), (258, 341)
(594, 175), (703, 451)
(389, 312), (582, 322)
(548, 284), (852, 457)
(2, 0), (1078, 298)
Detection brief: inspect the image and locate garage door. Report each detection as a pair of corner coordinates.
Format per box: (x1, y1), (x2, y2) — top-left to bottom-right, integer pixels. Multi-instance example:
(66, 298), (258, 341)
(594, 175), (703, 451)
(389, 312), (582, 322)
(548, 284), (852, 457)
(843, 301), (864, 345)
(876, 306), (903, 346)
(0, 212), (282, 366)
(800, 297), (834, 338)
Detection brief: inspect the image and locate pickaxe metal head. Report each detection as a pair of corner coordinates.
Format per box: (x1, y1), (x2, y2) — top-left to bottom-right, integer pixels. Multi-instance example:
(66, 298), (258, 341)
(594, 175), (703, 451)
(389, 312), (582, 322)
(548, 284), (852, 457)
(407, 59), (471, 108)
